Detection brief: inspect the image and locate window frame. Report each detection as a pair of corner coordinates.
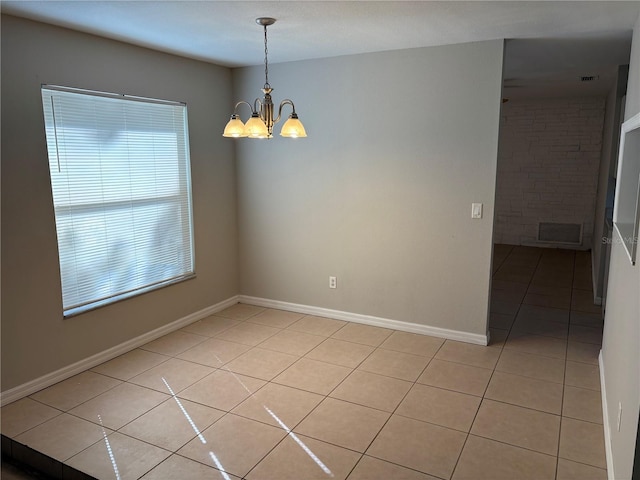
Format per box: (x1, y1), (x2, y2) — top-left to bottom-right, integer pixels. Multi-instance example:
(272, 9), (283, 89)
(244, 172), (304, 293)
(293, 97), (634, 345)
(41, 84), (196, 318)
(613, 111), (640, 265)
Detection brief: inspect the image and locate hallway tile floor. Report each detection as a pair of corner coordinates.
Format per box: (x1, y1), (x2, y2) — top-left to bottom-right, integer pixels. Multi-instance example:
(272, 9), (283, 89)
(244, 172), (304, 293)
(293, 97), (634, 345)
(1, 245), (607, 479)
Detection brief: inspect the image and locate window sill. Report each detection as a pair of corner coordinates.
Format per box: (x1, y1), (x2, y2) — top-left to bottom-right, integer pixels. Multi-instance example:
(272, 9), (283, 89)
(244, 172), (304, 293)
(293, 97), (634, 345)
(63, 273), (196, 319)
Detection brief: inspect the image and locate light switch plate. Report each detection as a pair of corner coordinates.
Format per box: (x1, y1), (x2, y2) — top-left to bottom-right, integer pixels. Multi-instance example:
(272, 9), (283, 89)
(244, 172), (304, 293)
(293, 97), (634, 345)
(472, 203), (483, 219)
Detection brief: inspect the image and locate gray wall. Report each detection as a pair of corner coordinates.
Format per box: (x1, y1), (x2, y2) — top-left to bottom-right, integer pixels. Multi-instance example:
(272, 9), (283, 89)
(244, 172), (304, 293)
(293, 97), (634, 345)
(601, 12), (640, 480)
(235, 41), (504, 337)
(1, 16), (239, 391)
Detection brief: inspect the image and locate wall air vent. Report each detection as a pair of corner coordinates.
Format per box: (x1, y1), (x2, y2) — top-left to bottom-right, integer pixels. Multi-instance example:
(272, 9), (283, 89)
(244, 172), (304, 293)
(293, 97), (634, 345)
(580, 75), (599, 82)
(537, 222), (583, 245)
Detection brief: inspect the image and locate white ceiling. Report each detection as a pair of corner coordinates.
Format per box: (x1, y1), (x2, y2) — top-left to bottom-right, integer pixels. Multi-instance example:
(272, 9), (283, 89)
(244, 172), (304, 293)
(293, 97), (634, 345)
(2, 1), (639, 98)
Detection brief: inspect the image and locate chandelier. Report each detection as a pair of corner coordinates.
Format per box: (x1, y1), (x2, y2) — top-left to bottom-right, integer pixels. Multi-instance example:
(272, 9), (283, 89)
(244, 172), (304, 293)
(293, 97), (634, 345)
(223, 17), (307, 139)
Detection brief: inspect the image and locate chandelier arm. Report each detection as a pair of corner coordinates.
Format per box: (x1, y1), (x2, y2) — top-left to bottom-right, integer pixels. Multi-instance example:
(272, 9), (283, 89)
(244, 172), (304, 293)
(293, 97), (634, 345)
(233, 100), (255, 116)
(274, 99), (296, 124)
(253, 98), (264, 114)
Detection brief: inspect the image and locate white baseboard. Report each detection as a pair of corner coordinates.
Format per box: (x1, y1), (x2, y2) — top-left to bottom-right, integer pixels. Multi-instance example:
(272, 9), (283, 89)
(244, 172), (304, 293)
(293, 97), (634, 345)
(2, 294), (489, 406)
(239, 295), (488, 346)
(0, 295), (240, 406)
(599, 350), (615, 480)
(591, 251), (604, 306)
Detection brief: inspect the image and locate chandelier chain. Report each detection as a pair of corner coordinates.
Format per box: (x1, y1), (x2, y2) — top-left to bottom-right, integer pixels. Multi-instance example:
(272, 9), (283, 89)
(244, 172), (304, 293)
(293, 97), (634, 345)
(263, 24), (270, 89)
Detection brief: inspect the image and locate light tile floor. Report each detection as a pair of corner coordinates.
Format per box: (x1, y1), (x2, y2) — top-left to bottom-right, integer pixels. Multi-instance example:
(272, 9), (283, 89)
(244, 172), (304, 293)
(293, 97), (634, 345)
(1, 245), (607, 479)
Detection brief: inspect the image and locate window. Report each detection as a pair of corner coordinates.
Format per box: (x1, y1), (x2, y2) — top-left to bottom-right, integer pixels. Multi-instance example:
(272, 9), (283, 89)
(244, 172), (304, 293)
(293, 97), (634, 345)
(41, 85), (195, 317)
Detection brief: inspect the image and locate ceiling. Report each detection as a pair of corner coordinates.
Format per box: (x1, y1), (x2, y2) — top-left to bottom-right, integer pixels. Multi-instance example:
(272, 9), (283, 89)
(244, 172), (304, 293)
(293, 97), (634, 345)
(2, 1), (639, 98)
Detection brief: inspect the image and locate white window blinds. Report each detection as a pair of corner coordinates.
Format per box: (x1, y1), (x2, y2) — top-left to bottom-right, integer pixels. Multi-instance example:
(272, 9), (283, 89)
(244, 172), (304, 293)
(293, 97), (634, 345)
(41, 86), (195, 317)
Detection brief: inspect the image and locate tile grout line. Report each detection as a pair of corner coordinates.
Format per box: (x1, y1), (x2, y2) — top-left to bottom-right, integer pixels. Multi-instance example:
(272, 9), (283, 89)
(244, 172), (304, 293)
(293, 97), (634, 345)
(450, 246), (544, 478)
(288, 332), (445, 474)
(169, 336), (288, 480)
(555, 249), (576, 479)
(74, 307), (266, 478)
(492, 244), (514, 276)
(216, 315), (380, 479)
(341, 339), (446, 478)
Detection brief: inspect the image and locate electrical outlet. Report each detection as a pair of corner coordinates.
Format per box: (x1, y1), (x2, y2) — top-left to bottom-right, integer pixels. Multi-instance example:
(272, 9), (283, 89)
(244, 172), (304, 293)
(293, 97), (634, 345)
(329, 276), (337, 289)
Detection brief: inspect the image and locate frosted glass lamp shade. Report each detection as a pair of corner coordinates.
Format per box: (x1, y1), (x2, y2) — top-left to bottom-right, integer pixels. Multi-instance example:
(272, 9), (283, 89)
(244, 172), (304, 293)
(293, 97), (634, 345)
(280, 114), (307, 138)
(245, 115), (269, 138)
(223, 115), (247, 137)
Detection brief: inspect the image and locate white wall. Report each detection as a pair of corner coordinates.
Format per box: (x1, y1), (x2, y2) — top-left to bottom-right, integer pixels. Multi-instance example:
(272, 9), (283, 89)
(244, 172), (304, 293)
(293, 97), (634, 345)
(601, 12), (640, 480)
(495, 97), (605, 248)
(234, 40), (504, 338)
(1, 16), (239, 391)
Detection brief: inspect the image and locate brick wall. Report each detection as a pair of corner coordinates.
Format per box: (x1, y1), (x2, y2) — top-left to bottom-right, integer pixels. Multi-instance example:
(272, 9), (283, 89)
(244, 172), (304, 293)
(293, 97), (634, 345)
(494, 97), (605, 249)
